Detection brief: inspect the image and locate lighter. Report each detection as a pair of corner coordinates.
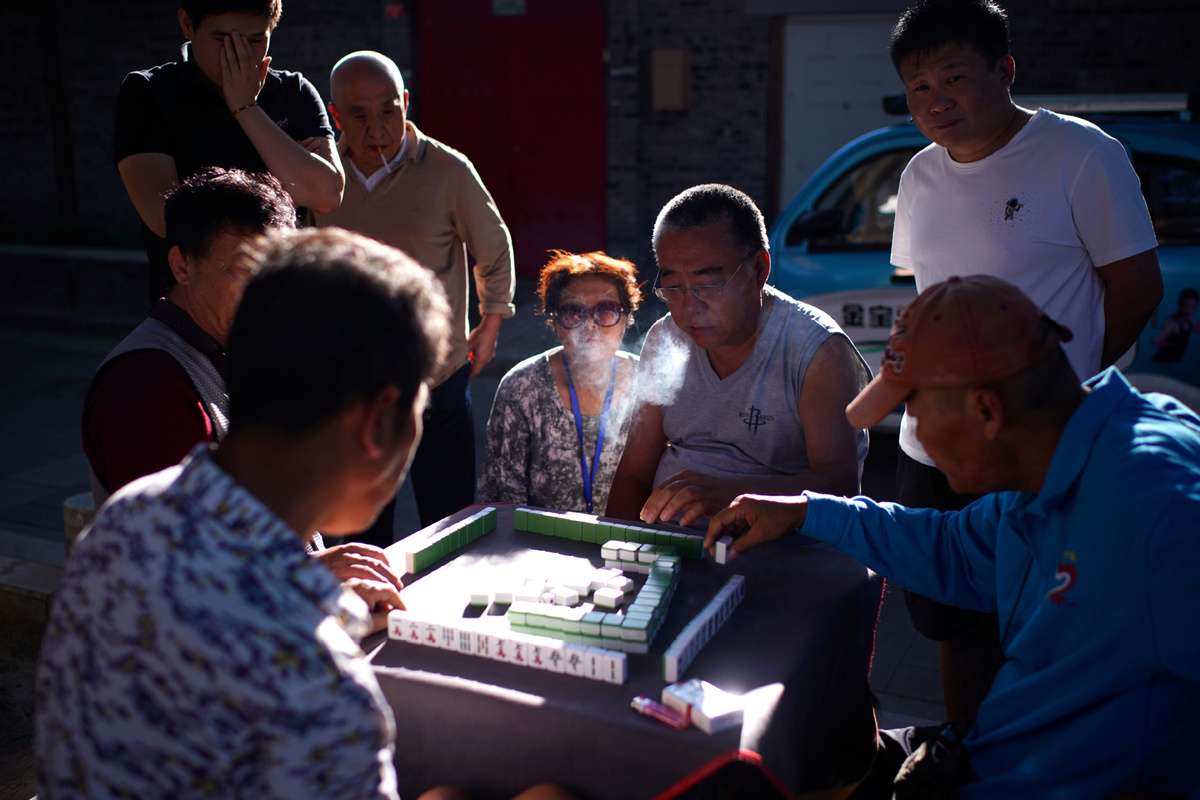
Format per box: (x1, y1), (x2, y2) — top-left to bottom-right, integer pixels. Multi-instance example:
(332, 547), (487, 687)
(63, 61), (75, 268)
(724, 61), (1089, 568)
(631, 695), (690, 730)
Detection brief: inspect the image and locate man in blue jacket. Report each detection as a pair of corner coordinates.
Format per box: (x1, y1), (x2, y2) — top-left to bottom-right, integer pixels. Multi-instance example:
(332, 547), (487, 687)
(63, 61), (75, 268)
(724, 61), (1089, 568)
(706, 275), (1200, 797)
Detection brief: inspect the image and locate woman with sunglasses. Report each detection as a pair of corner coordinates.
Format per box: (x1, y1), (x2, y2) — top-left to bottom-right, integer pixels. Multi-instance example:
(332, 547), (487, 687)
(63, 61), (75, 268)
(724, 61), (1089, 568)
(479, 251), (642, 513)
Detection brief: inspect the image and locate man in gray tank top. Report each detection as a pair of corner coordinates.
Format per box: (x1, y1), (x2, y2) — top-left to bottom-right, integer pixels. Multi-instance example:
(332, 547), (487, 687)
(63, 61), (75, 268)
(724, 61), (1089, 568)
(607, 184), (870, 527)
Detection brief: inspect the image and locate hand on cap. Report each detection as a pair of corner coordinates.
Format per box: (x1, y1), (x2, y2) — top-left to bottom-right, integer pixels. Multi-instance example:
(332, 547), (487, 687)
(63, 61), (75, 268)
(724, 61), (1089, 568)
(703, 493), (810, 559)
(220, 30), (270, 114)
(640, 470), (734, 527)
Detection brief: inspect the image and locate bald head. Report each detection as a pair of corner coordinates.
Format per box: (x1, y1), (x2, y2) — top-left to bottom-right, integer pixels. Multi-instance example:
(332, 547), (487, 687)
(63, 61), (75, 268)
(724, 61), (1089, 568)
(328, 50), (410, 172)
(330, 51), (405, 105)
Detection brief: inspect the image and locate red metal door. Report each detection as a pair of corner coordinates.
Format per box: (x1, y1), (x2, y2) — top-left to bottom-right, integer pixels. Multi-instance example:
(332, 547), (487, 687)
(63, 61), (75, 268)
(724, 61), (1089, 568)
(415, 1), (607, 277)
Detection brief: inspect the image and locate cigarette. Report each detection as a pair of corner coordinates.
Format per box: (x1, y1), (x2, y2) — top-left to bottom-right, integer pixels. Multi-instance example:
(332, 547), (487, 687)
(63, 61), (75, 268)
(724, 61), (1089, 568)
(378, 147), (391, 174)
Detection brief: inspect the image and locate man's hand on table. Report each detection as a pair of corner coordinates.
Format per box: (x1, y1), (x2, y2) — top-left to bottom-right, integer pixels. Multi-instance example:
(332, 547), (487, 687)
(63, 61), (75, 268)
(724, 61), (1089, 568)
(315, 542), (404, 587)
(343, 577), (406, 635)
(314, 543), (406, 634)
(704, 494), (810, 561)
(640, 470), (736, 527)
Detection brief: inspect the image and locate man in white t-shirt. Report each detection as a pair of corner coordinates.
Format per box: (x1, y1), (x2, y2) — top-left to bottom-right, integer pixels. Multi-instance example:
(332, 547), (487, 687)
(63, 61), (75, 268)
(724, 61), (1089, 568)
(888, 0), (1161, 722)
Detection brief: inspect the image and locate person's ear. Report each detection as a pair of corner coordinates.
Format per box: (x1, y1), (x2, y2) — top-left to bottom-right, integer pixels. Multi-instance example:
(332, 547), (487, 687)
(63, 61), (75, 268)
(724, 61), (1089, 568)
(754, 249), (771, 289)
(996, 54), (1016, 91)
(178, 8), (195, 40)
(328, 102), (341, 131)
(359, 385), (403, 459)
(167, 246), (191, 287)
(971, 388), (1005, 440)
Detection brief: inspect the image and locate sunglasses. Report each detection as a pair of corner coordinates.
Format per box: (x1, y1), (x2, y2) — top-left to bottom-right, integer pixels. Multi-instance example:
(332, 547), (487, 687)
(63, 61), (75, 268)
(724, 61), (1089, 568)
(555, 300), (625, 329)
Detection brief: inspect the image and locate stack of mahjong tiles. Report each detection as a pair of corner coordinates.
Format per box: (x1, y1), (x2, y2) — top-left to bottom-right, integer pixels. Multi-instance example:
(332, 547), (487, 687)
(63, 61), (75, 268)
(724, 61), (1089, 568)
(599, 539), (683, 575)
(662, 574), (745, 682)
(507, 557), (681, 655)
(483, 565), (637, 610)
(394, 506), (498, 574)
(387, 609), (628, 684)
(513, 507), (706, 560)
(662, 678), (745, 735)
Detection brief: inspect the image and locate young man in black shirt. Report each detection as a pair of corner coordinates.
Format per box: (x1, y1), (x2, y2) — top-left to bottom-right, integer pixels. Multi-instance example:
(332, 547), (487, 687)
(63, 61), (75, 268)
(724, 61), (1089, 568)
(114, 0), (344, 301)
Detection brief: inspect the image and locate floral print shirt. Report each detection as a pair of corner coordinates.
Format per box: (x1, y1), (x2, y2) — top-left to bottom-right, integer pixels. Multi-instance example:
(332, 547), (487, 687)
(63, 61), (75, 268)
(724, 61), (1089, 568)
(478, 348), (638, 513)
(36, 446), (401, 800)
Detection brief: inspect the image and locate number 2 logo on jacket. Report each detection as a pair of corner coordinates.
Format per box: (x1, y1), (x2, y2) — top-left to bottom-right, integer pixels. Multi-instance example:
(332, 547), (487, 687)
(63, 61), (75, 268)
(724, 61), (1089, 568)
(1046, 558), (1078, 607)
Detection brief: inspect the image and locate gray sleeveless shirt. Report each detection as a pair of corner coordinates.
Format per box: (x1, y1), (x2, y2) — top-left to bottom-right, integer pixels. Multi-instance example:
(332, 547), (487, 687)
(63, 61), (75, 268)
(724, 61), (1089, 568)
(640, 286), (868, 485)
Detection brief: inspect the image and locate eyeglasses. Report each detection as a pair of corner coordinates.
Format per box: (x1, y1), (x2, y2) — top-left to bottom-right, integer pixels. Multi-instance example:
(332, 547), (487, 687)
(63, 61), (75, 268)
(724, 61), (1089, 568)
(654, 257), (751, 305)
(555, 300), (625, 329)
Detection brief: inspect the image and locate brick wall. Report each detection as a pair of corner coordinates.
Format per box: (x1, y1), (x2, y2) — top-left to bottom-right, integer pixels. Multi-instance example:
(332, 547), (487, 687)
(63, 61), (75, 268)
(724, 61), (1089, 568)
(606, 0), (772, 272)
(2, 0), (1195, 273)
(1002, 0), (1200, 95)
(2, 0), (404, 243)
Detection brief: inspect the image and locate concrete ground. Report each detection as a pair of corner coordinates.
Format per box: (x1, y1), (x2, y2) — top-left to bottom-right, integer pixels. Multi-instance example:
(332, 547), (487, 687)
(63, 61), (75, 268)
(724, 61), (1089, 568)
(0, 278), (942, 797)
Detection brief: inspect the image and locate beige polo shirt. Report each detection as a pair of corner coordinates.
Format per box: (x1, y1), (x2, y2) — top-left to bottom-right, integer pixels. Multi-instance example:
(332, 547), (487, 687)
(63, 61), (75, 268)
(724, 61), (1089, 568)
(314, 121), (515, 386)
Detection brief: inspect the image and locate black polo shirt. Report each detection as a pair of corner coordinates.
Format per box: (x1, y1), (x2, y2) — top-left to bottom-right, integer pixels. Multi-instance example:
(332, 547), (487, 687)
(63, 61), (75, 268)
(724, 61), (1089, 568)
(113, 45), (333, 301)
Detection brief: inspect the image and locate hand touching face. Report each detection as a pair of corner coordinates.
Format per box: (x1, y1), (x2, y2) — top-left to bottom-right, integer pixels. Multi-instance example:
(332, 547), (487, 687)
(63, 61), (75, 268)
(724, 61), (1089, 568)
(179, 10), (273, 109)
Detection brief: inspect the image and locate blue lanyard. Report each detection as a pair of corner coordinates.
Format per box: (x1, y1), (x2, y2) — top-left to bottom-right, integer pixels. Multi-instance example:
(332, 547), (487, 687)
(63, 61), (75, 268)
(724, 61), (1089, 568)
(562, 354), (616, 514)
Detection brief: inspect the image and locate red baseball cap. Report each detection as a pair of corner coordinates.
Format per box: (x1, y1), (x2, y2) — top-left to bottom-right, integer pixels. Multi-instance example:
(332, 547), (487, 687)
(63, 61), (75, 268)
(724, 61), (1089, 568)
(845, 275), (1073, 429)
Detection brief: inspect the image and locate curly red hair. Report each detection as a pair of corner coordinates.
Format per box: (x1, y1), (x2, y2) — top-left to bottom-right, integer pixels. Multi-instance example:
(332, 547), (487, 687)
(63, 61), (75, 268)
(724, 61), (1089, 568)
(536, 250), (642, 317)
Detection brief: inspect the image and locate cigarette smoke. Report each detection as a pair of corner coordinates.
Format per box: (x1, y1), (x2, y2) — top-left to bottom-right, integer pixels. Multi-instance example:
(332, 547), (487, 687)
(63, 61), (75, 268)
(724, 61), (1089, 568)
(562, 326), (615, 368)
(633, 322), (690, 408)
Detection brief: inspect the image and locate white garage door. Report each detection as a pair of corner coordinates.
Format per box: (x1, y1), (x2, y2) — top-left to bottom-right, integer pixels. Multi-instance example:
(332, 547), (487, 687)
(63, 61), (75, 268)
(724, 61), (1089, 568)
(779, 16), (904, 209)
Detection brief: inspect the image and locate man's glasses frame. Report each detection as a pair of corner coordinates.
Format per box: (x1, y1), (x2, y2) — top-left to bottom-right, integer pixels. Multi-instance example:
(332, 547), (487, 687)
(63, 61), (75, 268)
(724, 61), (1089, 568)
(554, 300), (626, 330)
(653, 256), (753, 305)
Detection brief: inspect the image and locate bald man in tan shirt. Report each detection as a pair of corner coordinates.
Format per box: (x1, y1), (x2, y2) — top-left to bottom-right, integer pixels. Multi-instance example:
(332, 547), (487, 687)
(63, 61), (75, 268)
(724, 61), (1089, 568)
(314, 51), (515, 539)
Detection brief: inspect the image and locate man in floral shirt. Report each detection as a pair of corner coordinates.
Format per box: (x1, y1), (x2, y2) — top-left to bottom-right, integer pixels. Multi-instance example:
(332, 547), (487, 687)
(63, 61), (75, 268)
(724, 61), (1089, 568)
(36, 228), (450, 799)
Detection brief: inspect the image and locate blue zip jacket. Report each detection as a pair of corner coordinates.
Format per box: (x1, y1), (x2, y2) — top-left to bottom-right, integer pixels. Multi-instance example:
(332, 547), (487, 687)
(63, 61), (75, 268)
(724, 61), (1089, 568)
(804, 369), (1200, 798)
